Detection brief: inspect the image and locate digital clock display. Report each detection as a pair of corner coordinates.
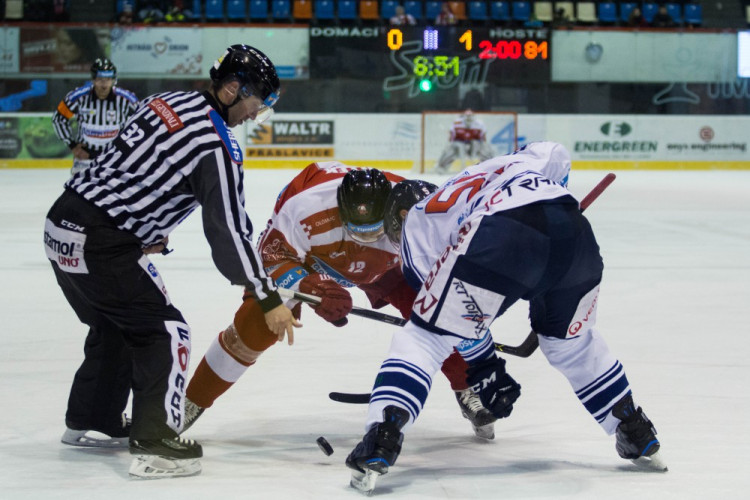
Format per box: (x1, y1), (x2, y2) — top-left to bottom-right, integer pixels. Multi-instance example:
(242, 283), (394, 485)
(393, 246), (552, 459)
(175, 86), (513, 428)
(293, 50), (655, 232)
(412, 55), (460, 77)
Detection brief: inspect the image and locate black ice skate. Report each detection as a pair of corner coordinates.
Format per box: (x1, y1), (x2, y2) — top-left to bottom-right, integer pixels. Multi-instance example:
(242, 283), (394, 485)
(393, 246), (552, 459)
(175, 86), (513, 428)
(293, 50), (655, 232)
(181, 398), (204, 434)
(61, 413), (130, 448)
(612, 394), (667, 472)
(346, 405), (410, 495)
(455, 388), (497, 440)
(129, 436), (203, 479)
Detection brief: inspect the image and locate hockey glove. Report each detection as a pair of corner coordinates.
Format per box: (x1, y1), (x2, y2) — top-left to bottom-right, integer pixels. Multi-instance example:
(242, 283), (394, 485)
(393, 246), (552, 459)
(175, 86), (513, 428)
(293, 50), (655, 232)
(298, 274), (352, 327)
(465, 355), (521, 419)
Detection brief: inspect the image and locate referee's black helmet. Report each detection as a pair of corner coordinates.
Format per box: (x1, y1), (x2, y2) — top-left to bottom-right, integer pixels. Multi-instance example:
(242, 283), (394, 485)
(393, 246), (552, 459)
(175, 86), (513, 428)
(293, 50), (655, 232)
(210, 45), (280, 107)
(91, 58), (117, 81)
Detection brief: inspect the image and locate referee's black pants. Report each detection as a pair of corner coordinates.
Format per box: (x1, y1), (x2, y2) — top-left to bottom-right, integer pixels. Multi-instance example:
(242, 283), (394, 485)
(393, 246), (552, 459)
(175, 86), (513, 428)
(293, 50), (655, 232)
(45, 189), (191, 441)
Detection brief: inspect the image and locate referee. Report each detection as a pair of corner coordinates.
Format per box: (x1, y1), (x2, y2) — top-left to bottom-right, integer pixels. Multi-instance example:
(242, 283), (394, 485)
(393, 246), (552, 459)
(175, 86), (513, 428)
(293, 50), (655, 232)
(43, 45), (300, 479)
(52, 58), (138, 175)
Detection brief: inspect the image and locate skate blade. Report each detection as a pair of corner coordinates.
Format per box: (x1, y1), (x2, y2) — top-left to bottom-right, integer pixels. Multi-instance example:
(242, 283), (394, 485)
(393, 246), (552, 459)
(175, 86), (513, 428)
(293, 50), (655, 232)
(61, 429), (128, 448)
(629, 451), (668, 472)
(350, 469), (381, 496)
(473, 423), (495, 440)
(128, 455), (202, 479)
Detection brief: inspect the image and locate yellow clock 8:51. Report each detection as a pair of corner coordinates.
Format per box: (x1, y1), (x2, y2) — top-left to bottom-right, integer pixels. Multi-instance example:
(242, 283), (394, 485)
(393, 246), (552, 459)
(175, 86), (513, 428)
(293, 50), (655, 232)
(413, 56), (460, 77)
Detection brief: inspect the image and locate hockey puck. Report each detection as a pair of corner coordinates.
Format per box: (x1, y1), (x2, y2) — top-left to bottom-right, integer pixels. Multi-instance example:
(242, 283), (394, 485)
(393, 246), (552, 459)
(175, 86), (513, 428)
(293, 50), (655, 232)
(316, 436), (334, 456)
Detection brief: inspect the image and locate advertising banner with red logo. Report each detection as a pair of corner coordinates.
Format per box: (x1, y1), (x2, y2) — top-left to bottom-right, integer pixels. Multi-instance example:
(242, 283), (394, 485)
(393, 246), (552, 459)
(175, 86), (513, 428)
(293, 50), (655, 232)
(110, 27), (203, 75)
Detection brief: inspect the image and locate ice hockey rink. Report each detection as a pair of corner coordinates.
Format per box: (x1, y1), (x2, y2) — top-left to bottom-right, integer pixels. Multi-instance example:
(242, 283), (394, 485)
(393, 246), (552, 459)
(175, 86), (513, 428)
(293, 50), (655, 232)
(1, 167), (748, 499)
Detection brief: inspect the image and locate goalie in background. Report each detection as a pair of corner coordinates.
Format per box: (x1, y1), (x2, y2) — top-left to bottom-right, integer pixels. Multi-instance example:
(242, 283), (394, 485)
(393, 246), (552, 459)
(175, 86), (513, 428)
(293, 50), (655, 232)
(434, 109), (496, 174)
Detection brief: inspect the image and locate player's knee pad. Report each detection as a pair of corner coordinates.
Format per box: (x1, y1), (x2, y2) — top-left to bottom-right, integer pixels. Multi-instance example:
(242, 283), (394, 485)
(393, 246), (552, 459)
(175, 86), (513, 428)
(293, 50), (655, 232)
(219, 323), (265, 365)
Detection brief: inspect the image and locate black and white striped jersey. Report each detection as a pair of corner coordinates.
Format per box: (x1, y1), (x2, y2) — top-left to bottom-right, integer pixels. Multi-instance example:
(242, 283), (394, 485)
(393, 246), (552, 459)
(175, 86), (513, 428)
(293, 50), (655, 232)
(64, 90), (281, 310)
(52, 84), (139, 158)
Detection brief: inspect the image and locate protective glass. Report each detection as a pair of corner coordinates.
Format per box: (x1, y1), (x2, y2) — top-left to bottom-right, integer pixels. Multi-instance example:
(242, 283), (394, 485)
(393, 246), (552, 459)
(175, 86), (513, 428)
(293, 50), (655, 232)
(343, 220), (385, 244)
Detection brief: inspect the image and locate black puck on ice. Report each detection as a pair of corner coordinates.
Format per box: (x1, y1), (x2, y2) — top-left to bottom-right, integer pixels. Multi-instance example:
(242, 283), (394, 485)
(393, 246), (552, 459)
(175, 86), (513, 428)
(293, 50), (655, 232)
(316, 436), (334, 456)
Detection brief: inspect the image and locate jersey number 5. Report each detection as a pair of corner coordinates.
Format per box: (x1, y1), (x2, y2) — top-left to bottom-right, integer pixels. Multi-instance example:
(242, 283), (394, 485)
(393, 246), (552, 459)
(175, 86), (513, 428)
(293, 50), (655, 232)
(425, 177), (484, 214)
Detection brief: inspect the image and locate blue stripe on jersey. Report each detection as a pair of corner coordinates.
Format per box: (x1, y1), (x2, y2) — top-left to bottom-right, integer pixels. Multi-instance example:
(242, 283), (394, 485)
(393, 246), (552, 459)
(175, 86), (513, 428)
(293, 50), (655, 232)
(573, 364), (631, 422)
(68, 84), (93, 102)
(576, 361), (622, 400)
(455, 334), (495, 362)
(114, 86), (138, 104)
(370, 390), (420, 421)
(380, 358), (432, 387)
(591, 377), (630, 423)
(309, 256), (356, 288)
(208, 109), (243, 165)
(369, 358), (433, 420)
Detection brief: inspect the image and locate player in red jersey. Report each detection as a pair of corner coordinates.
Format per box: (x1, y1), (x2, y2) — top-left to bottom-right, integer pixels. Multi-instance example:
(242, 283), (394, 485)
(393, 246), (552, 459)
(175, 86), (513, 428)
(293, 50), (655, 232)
(184, 162), (497, 438)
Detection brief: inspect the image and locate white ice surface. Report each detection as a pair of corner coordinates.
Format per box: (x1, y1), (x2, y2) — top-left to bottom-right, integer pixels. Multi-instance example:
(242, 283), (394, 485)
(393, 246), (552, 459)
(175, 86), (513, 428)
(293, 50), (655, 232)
(1, 169), (749, 499)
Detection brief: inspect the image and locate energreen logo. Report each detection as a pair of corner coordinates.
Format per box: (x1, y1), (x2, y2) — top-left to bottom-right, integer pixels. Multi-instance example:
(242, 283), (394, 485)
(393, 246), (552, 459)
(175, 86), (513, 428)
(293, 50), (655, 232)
(600, 122), (632, 137)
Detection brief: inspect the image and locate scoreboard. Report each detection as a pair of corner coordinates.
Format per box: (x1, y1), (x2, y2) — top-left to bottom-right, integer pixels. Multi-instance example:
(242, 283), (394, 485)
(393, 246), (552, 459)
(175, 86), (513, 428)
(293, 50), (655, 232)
(309, 26), (551, 90)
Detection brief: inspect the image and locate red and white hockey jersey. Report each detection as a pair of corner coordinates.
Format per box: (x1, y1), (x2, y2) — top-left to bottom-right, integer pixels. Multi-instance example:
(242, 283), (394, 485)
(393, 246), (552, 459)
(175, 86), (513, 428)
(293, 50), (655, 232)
(449, 115), (487, 143)
(257, 162), (405, 292)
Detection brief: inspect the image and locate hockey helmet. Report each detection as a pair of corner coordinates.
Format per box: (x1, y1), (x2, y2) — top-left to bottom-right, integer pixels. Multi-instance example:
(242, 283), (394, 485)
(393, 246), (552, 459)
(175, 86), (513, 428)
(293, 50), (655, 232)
(91, 58), (117, 81)
(384, 179), (438, 245)
(463, 109), (475, 126)
(337, 168), (392, 243)
(210, 44), (280, 117)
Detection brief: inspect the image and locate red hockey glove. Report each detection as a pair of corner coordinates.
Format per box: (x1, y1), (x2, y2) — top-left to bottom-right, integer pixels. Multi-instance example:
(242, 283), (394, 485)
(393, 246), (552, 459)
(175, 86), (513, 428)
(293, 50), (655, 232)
(298, 274), (352, 327)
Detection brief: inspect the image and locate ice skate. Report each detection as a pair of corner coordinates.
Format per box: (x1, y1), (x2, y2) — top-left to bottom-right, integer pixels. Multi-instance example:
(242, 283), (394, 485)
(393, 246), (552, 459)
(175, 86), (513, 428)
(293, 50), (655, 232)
(455, 388), (497, 440)
(181, 398), (204, 434)
(346, 405), (410, 495)
(61, 413), (130, 448)
(612, 394), (667, 472)
(129, 436), (203, 479)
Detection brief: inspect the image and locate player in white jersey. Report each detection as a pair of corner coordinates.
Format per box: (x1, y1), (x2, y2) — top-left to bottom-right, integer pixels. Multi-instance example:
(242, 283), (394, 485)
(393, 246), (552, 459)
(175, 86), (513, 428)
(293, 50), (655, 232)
(345, 142), (666, 494)
(434, 109), (496, 174)
(183, 162), (497, 438)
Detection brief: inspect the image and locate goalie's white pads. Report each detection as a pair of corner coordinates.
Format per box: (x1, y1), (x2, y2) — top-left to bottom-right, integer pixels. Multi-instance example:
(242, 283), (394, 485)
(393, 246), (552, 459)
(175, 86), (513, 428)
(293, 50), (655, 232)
(61, 428), (128, 448)
(128, 455), (202, 479)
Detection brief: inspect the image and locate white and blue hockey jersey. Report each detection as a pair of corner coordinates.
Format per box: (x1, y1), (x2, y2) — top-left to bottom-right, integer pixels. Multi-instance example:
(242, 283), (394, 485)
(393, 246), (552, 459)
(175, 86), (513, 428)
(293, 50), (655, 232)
(401, 141), (574, 290)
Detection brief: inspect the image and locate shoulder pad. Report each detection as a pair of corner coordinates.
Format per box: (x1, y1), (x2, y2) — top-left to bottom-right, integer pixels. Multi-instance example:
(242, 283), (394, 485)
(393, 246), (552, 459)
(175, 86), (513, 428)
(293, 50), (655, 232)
(114, 87), (138, 104)
(208, 109), (243, 165)
(67, 83), (94, 102)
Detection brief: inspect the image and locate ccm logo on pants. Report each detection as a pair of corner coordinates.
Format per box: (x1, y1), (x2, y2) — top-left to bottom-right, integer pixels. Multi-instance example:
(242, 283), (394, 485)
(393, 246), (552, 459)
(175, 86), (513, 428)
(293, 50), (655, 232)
(44, 219), (88, 273)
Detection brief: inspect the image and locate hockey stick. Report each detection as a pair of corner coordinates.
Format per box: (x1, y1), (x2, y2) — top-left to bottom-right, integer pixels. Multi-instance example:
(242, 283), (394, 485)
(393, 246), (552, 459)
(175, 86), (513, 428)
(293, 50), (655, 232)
(278, 288), (539, 357)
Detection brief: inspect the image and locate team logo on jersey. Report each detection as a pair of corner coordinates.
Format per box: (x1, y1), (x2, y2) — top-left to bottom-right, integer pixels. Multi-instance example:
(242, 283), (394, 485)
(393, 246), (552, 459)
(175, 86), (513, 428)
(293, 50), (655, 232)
(106, 110), (117, 122)
(149, 98), (184, 133)
(431, 278), (504, 340)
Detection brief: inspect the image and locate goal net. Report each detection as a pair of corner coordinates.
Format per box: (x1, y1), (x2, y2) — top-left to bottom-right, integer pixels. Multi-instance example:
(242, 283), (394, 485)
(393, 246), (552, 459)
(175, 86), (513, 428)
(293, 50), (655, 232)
(419, 111), (518, 173)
